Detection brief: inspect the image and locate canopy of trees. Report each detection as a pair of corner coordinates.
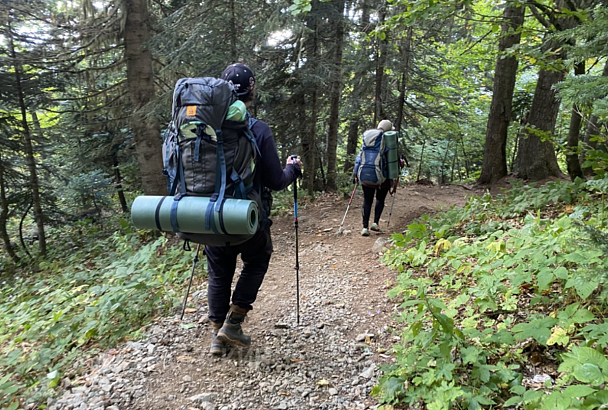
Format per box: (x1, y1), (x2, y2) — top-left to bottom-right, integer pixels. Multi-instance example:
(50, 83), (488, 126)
(0, 0), (607, 256)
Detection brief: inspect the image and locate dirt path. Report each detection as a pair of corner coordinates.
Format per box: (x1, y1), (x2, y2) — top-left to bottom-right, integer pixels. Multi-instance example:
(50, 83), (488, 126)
(49, 184), (476, 410)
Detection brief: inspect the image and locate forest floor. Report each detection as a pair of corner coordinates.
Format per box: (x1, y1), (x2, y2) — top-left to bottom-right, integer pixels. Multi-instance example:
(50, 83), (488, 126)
(49, 183), (483, 410)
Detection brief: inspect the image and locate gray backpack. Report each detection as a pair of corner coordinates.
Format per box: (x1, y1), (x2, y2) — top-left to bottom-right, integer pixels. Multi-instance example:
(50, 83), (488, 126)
(162, 77), (261, 246)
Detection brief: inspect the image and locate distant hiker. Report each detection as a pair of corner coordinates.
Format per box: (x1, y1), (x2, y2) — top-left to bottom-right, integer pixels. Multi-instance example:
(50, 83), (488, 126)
(207, 63), (302, 355)
(353, 120), (403, 236)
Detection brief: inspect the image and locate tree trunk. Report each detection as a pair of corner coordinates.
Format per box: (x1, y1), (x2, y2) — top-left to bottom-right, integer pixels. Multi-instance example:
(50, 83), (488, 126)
(344, 115), (360, 174)
(325, 0), (346, 191)
(124, 0), (165, 195)
(8, 31), (47, 255)
(395, 27), (413, 132)
(460, 134), (470, 178)
(478, 3), (524, 184)
(305, 91), (319, 196)
(0, 152), (20, 264)
(417, 139), (426, 182)
(302, 0), (321, 196)
(112, 152), (129, 213)
(374, 3), (387, 124)
(514, 40), (565, 180)
(343, 0), (372, 175)
(229, 0), (238, 62)
(565, 61), (585, 180)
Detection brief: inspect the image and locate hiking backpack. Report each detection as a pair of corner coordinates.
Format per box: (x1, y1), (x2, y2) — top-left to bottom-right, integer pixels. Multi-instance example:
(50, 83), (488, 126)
(355, 129), (388, 187)
(161, 77), (262, 246)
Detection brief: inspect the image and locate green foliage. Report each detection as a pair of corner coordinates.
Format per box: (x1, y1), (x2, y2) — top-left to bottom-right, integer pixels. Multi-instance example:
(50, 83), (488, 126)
(0, 229), (197, 406)
(377, 179), (608, 409)
(62, 169), (115, 212)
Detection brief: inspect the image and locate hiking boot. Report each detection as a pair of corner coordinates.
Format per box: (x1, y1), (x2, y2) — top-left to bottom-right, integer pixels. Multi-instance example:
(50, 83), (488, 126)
(361, 228), (370, 236)
(370, 223), (380, 232)
(210, 321), (227, 356)
(217, 305), (251, 347)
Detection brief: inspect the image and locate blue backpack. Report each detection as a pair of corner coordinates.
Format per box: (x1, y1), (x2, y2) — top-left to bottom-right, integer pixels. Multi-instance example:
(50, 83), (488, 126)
(354, 129), (388, 187)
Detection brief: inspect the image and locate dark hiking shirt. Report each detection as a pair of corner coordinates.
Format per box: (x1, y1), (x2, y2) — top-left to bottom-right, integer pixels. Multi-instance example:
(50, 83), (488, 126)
(250, 118), (301, 191)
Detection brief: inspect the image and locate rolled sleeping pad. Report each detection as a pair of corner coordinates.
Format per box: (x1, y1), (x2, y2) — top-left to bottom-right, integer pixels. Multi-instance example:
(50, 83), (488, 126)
(384, 130), (399, 179)
(131, 196), (258, 235)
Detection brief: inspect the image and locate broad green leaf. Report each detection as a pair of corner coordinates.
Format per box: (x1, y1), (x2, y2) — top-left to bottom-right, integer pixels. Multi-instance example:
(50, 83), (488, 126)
(564, 252), (587, 264)
(565, 275), (599, 300)
(523, 389), (544, 401)
(573, 363), (604, 385)
(537, 268), (554, 291)
(575, 279), (599, 300)
(554, 266), (568, 279)
(381, 376), (406, 402)
(543, 391), (572, 409)
(562, 385), (596, 398)
(503, 396), (522, 407)
(571, 308), (595, 324)
(512, 317), (557, 345)
(576, 346), (608, 371)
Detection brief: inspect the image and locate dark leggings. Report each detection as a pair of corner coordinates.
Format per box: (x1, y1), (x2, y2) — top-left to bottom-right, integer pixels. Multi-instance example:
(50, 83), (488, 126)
(361, 184), (390, 228)
(204, 227), (273, 324)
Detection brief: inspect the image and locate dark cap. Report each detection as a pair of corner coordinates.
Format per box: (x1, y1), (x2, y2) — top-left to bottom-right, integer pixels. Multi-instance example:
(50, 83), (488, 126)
(221, 63), (255, 97)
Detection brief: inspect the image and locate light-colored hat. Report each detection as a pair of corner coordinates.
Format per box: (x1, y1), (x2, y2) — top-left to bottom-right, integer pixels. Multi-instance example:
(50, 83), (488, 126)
(378, 120), (393, 132)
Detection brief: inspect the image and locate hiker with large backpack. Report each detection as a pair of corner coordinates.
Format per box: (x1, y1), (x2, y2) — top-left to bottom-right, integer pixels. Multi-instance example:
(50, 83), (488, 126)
(132, 63), (300, 354)
(353, 120), (402, 236)
(203, 63), (302, 355)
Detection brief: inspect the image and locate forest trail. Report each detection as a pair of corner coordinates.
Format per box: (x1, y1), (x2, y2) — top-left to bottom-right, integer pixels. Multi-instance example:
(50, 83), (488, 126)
(49, 184), (478, 410)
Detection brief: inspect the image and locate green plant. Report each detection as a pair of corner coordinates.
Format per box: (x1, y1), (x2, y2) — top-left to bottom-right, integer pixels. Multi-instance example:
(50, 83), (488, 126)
(0, 230), (197, 405)
(377, 179), (608, 409)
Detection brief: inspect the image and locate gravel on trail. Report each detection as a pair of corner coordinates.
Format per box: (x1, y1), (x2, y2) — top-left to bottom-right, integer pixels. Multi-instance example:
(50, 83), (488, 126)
(47, 185), (471, 410)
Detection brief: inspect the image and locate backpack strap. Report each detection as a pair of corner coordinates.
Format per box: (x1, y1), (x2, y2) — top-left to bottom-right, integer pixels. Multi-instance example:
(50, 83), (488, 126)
(169, 144), (187, 196)
(204, 128), (228, 235)
(230, 169), (247, 199)
(246, 116), (261, 159)
(168, 144), (187, 233)
(164, 127), (177, 193)
(248, 117), (258, 128)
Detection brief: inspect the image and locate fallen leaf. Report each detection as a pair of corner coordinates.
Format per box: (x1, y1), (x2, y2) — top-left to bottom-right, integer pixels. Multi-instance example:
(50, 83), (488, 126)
(177, 356), (196, 363)
(184, 308), (197, 314)
(316, 379), (330, 386)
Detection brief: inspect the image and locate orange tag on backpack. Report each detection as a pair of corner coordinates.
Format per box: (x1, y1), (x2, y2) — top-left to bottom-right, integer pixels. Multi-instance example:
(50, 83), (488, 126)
(186, 106), (196, 116)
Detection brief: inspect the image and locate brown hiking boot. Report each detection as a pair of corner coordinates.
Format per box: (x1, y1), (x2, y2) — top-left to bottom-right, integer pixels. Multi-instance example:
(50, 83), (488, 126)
(216, 305), (251, 347)
(210, 321), (227, 355)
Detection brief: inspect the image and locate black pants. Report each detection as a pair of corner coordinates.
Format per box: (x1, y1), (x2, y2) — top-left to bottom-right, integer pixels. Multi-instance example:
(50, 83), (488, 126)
(361, 184), (390, 228)
(204, 227), (273, 324)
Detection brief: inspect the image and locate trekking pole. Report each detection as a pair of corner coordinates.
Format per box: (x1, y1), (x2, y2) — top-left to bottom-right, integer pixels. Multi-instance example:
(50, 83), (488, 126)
(337, 181), (359, 235)
(180, 244), (201, 320)
(291, 155), (300, 326)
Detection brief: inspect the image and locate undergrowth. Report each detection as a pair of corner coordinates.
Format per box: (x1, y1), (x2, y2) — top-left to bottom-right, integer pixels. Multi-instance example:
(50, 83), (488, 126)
(0, 217), (197, 409)
(375, 178), (608, 409)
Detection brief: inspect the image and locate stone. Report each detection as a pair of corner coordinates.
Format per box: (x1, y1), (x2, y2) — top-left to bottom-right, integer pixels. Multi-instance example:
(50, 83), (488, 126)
(189, 393), (219, 403)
